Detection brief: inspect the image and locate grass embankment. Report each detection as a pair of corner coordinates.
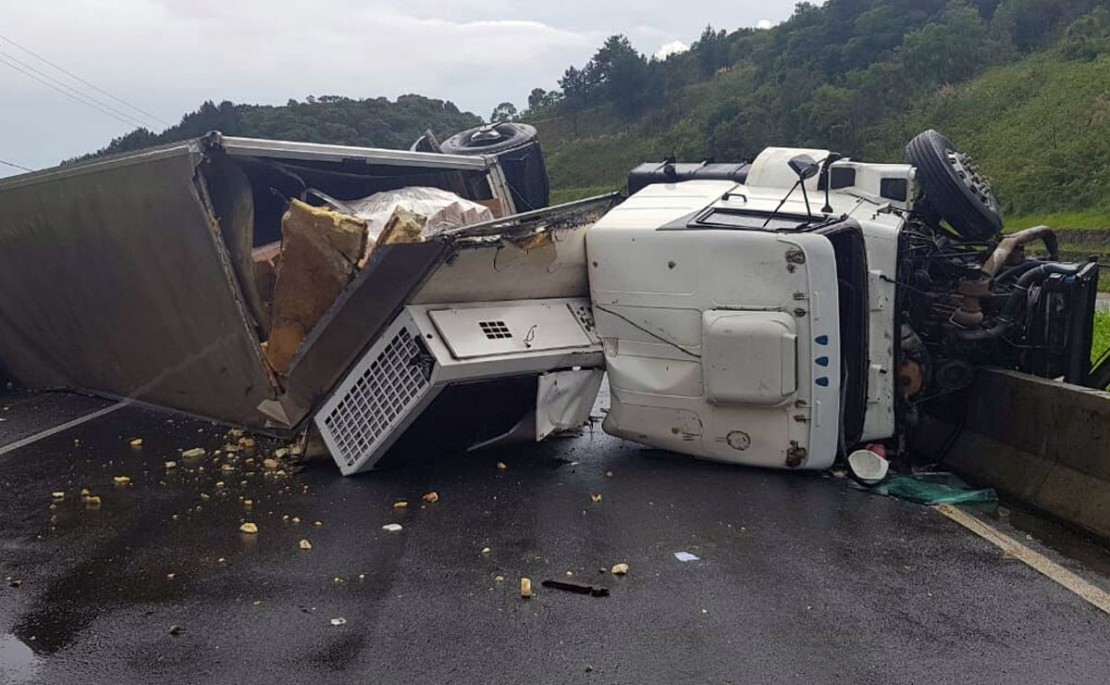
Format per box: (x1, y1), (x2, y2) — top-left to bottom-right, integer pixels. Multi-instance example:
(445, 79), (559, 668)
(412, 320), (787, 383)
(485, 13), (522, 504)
(1094, 311), (1110, 363)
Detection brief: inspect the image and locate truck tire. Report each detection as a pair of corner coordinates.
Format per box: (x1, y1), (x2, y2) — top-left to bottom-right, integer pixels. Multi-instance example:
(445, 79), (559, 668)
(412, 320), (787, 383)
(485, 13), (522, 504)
(440, 123), (538, 155)
(906, 130), (1003, 242)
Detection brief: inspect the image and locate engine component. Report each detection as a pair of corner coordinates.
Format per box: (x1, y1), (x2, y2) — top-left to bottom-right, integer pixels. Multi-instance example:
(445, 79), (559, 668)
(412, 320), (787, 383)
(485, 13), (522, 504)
(934, 359), (975, 392)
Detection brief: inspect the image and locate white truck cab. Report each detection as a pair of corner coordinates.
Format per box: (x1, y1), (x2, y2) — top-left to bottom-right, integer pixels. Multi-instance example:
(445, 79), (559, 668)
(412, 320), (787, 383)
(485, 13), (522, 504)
(587, 147), (915, 469)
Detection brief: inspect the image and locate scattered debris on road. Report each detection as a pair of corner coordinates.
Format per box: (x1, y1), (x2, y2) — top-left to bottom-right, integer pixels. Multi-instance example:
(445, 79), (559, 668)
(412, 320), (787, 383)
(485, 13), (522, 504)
(541, 579), (610, 597)
(240, 522), (258, 534)
(611, 563), (629, 575)
(674, 552), (699, 562)
(299, 539), (312, 550)
(422, 492), (439, 503)
(520, 577), (533, 598)
(330, 617), (347, 626)
(382, 523), (403, 533)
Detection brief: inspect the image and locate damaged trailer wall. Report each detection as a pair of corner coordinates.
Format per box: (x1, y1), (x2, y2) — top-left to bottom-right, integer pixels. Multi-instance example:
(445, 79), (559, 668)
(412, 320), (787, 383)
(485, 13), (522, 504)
(0, 143), (279, 427)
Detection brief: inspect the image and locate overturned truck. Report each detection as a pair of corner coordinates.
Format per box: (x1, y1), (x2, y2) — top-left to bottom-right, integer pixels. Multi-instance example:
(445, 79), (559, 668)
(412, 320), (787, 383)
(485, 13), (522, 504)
(0, 127), (1099, 474)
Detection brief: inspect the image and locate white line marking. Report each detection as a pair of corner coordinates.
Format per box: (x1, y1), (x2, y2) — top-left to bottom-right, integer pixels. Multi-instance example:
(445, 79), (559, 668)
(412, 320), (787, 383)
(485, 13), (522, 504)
(936, 504), (1110, 615)
(0, 401), (129, 456)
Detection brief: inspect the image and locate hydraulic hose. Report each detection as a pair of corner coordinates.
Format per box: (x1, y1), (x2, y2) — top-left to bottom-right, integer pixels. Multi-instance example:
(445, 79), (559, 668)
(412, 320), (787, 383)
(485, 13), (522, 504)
(980, 225), (1059, 277)
(994, 258), (1045, 285)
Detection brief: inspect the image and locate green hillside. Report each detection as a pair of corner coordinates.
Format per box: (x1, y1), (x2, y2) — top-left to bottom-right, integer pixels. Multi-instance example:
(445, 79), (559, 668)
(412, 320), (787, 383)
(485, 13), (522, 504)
(527, 0), (1110, 227)
(71, 94), (481, 164)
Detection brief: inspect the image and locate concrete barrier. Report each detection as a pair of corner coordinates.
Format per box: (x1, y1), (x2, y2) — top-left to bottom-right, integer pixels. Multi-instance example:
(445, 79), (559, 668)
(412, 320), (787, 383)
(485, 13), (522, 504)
(912, 369), (1110, 540)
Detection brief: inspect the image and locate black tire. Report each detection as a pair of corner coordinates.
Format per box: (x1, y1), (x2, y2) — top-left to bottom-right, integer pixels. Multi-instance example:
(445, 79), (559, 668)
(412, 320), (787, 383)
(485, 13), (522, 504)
(905, 130), (1003, 242)
(440, 123), (537, 155)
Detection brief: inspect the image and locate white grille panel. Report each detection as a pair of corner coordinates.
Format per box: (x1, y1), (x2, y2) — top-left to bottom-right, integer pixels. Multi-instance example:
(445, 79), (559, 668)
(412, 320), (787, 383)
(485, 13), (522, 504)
(317, 319), (432, 471)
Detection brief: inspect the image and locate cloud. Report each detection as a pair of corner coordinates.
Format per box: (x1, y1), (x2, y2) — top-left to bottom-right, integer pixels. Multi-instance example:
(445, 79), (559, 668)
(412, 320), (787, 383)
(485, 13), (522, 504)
(0, 0), (802, 173)
(654, 41), (690, 60)
(757, 19), (773, 29)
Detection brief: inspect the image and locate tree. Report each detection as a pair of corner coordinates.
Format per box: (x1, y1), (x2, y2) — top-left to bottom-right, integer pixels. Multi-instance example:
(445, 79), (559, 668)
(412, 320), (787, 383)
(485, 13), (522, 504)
(490, 102), (518, 123)
(1061, 7), (1110, 60)
(693, 25), (731, 77)
(898, 1), (995, 85)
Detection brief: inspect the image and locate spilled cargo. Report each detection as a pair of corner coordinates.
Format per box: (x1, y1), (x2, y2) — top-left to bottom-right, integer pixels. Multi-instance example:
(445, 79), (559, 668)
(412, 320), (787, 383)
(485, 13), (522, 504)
(0, 128), (615, 473)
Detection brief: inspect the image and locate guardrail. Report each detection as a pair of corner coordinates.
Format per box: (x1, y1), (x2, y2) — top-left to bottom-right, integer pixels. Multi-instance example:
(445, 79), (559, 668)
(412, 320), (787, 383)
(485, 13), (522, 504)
(912, 369), (1110, 540)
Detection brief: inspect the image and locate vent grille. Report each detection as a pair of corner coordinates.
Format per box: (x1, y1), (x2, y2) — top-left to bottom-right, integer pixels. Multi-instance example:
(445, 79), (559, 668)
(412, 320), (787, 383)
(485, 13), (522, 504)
(320, 328), (431, 468)
(479, 320), (512, 340)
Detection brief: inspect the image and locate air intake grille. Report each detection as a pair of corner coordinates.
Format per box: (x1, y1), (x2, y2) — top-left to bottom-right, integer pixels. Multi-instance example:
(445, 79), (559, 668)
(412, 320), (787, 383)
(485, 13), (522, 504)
(479, 320), (512, 339)
(319, 327), (431, 469)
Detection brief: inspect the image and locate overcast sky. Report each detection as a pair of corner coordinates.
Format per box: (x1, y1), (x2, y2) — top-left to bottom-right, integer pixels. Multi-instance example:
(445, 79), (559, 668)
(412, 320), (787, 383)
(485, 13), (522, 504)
(0, 0), (799, 176)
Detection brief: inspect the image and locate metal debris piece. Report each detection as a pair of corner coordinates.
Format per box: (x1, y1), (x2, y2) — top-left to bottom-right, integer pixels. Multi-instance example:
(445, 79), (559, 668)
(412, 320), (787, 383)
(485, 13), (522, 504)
(590, 493), (602, 503)
(381, 523), (403, 532)
(541, 579), (610, 597)
(481, 547), (491, 555)
(166, 573), (176, 580)
(494, 575), (505, 583)
(330, 617), (347, 626)
(520, 577), (533, 598)
(182, 448), (206, 459)
(496, 462), (508, 472)
(606, 471), (614, 478)
(51, 491), (65, 500)
(422, 492), (439, 503)
(393, 501), (409, 509)
(299, 539), (312, 550)
(169, 625), (185, 636)
(610, 563), (629, 575)
(113, 476), (132, 485)
(165, 461), (178, 470)
(84, 495), (102, 508)
(674, 552), (700, 562)
(129, 438), (143, 448)
(240, 522), (258, 534)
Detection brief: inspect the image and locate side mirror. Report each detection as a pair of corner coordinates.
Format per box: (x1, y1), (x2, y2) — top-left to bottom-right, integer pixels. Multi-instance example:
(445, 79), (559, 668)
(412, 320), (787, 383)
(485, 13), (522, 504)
(788, 154), (820, 181)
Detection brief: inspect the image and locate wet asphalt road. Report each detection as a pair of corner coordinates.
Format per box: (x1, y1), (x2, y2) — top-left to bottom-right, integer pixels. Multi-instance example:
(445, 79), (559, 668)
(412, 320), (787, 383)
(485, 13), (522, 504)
(2, 390), (1110, 684)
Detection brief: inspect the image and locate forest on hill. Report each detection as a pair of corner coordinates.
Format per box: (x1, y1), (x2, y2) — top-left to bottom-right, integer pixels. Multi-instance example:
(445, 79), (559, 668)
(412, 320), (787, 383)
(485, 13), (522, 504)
(79, 0), (1110, 225)
(70, 94), (480, 163)
(520, 0), (1110, 224)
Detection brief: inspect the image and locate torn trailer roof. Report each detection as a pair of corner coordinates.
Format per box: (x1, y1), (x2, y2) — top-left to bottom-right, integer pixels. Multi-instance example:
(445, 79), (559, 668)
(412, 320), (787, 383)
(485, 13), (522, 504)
(0, 132), (612, 450)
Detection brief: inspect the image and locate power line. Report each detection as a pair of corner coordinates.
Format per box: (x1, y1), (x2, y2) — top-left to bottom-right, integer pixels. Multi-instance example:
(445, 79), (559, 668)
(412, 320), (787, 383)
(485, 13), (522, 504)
(0, 157), (34, 172)
(0, 51), (153, 129)
(0, 54), (151, 130)
(0, 31), (171, 127)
